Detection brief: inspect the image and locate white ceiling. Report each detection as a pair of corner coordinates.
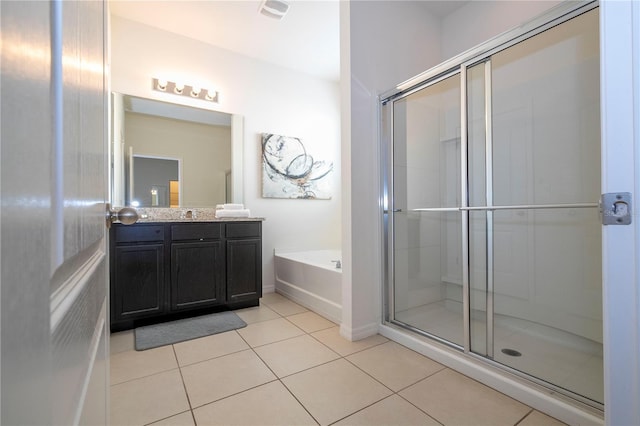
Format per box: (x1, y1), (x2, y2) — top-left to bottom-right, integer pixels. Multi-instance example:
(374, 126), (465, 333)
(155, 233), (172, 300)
(109, 1), (467, 83)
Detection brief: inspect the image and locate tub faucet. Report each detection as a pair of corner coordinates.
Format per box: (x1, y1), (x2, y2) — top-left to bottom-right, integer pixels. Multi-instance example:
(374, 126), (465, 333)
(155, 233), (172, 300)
(331, 260), (341, 269)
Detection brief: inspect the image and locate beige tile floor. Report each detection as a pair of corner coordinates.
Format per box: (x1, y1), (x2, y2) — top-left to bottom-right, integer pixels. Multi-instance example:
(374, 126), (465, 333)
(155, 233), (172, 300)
(110, 292), (567, 426)
(395, 301), (604, 403)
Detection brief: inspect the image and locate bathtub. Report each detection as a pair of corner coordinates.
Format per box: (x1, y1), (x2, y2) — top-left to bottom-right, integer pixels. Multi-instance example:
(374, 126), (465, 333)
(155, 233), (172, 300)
(274, 249), (342, 323)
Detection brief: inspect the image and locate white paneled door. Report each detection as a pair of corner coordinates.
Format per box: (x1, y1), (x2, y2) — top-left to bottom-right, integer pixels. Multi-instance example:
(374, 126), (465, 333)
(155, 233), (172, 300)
(1, 1), (109, 424)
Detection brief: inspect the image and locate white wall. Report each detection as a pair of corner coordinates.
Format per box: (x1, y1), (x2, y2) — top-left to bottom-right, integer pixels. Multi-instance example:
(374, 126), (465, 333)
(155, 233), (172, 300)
(110, 16), (341, 290)
(440, 0), (563, 60)
(343, 1), (442, 339)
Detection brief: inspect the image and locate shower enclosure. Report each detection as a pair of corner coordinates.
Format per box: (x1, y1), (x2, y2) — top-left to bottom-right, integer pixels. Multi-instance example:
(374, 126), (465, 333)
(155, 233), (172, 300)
(382, 3), (602, 407)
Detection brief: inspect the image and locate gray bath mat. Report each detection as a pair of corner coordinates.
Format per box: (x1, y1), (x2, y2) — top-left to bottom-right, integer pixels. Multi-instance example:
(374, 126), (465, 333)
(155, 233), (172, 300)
(135, 311), (247, 351)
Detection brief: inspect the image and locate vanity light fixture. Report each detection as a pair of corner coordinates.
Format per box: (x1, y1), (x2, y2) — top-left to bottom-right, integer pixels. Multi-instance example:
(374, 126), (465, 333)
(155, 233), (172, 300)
(156, 79), (168, 91)
(152, 78), (219, 103)
(207, 88), (219, 102)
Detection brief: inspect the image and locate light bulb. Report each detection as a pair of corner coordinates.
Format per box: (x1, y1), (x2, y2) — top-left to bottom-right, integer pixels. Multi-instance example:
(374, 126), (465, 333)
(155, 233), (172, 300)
(156, 79), (167, 91)
(205, 89), (217, 101)
(174, 83), (184, 94)
(191, 86), (201, 97)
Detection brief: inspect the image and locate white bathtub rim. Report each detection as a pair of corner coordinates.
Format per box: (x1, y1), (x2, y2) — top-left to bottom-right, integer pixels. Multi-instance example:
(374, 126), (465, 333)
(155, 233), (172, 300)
(274, 249), (343, 273)
(274, 248), (341, 255)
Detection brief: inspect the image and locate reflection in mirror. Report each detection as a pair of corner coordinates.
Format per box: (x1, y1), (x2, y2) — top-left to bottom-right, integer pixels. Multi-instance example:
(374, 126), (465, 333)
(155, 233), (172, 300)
(133, 156), (179, 207)
(111, 93), (243, 208)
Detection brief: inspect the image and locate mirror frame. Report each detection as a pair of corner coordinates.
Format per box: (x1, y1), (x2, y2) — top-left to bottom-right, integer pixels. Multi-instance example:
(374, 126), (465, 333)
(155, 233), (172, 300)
(110, 92), (243, 208)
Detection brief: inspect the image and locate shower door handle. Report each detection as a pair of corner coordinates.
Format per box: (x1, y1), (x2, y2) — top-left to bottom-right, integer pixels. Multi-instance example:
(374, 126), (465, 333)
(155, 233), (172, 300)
(459, 203), (599, 211)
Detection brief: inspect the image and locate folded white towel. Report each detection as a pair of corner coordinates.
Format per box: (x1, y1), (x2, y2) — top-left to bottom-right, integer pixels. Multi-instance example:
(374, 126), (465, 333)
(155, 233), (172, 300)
(215, 209), (251, 218)
(222, 203), (244, 210)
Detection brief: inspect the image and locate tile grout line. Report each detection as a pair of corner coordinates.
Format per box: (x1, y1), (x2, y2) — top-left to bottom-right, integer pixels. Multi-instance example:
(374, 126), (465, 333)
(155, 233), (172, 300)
(250, 305), (322, 425)
(279, 304), (403, 425)
(171, 344), (198, 425)
(224, 322), (322, 424)
(261, 301), (355, 424)
(111, 368), (180, 387)
(337, 349), (448, 424)
(142, 409), (193, 426)
(513, 408), (535, 426)
(187, 378), (282, 412)
(274, 298), (454, 425)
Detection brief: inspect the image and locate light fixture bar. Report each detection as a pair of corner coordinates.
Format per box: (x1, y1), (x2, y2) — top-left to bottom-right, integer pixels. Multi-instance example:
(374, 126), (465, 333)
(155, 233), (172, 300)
(152, 78), (219, 103)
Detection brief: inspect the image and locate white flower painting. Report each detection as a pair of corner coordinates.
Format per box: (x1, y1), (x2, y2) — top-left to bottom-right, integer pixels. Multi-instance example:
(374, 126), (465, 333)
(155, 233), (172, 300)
(262, 133), (333, 199)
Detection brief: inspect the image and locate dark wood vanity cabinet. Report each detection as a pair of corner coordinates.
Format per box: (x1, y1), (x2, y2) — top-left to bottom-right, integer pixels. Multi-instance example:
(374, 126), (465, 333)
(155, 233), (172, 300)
(111, 225), (165, 323)
(110, 221), (262, 331)
(170, 223), (225, 311)
(226, 222), (262, 303)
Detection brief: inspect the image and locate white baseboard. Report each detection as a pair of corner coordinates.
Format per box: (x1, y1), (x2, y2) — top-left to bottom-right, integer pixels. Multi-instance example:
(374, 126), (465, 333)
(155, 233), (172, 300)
(339, 321), (379, 341)
(275, 279), (341, 324)
(262, 283), (276, 294)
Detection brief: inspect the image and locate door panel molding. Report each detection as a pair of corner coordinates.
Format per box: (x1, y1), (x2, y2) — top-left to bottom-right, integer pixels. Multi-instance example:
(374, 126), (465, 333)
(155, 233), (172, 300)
(50, 247), (105, 331)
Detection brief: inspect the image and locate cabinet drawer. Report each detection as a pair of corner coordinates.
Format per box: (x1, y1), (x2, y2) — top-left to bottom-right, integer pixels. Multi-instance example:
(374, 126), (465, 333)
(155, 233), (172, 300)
(114, 225), (164, 243)
(225, 222), (261, 238)
(172, 223), (221, 241)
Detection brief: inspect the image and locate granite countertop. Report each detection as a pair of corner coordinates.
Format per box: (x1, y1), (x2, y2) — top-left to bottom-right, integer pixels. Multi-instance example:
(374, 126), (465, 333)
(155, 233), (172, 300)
(116, 207), (265, 223)
(135, 217), (266, 223)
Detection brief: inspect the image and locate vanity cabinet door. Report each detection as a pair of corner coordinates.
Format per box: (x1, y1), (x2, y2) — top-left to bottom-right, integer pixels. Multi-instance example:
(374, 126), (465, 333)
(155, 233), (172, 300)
(225, 222), (262, 303)
(112, 244), (165, 322)
(226, 238), (262, 303)
(170, 241), (225, 310)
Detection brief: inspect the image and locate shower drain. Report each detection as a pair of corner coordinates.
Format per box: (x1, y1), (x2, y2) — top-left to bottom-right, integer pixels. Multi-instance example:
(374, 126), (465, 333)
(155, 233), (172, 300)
(501, 348), (522, 357)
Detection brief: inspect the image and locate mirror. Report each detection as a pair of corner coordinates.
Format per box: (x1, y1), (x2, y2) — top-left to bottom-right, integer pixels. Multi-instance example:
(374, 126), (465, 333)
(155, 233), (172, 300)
(111, 93), (243, 208)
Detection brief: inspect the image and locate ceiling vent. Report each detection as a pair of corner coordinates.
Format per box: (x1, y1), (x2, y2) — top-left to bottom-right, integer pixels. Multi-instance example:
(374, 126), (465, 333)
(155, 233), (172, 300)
(258, 0), (290, 20)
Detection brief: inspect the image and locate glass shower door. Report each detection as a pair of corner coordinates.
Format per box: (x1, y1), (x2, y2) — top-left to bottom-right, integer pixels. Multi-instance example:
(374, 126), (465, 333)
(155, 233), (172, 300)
(468, 8), (603, 404)
(391, 74), (463, 347)
(386, 6), (602, 406)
